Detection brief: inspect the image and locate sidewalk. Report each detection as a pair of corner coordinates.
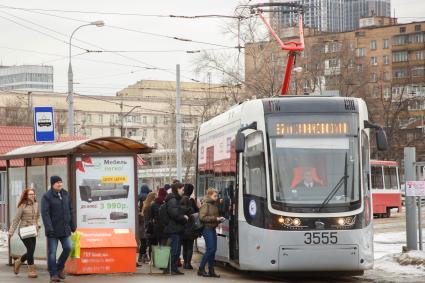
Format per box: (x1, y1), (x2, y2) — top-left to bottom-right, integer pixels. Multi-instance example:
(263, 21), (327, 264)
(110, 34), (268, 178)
(0, 249), (250, 283)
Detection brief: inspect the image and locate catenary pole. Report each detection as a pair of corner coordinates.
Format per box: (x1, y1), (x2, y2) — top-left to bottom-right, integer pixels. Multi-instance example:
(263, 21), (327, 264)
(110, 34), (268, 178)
(176, 64), (182, 181)
(404, 147), (418, 250)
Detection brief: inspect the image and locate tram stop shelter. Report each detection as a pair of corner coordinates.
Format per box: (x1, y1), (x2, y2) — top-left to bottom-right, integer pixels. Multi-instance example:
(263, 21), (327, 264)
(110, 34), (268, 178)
(0, 137), (152, 265)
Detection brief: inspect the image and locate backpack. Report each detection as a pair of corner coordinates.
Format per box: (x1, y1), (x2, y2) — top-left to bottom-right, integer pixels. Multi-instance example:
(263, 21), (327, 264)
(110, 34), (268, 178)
(158, 202), (170, 233)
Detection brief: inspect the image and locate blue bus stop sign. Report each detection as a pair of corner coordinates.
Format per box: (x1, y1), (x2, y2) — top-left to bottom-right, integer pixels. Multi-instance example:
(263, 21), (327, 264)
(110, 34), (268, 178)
(34, 106), (55, 142)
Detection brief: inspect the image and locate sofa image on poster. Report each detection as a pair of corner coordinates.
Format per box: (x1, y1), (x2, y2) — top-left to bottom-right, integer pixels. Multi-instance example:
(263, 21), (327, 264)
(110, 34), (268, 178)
(79, 179), (130, 202)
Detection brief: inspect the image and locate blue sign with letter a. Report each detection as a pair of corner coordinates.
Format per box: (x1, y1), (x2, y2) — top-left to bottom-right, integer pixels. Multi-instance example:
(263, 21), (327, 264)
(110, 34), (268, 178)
(34, 106), (55, 142)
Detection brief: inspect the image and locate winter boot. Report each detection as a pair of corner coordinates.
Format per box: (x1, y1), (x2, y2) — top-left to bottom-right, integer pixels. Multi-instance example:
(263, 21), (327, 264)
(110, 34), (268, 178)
(208, 267), (220, 278)
(14, 258), (22, 275)
(28, 265), (38, 278)
(197, 267), (209, 277)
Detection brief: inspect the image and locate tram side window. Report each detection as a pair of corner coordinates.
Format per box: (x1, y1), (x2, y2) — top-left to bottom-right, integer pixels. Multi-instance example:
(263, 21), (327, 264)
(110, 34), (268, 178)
(384, 167), (398, 190)
(371, 166), (383, 189)
(244, 131), (267, 198)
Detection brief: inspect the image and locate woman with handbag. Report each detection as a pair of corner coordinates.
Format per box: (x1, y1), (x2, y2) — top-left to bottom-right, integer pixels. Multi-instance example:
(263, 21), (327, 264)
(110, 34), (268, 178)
(8, 188), (40, 278)
(197, 188), (224, 278)
(142, 191), (157, 261)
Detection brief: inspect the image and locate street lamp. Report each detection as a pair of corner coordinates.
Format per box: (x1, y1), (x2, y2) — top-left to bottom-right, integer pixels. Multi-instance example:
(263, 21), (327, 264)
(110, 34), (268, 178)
(67, 20), (104, 136)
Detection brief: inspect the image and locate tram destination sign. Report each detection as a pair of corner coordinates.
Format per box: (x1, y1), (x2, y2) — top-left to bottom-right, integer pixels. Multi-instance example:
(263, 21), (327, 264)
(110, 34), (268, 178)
(405, 181), (425, 197)
(275, 121), (349, 136)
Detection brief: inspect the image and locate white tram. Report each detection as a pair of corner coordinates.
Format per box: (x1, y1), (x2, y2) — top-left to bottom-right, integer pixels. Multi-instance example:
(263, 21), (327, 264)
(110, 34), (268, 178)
(196, 96), (388, 274)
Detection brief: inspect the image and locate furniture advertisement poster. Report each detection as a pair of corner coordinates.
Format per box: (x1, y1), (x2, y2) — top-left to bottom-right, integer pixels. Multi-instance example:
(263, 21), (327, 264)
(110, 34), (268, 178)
(75, 156), (135, 232)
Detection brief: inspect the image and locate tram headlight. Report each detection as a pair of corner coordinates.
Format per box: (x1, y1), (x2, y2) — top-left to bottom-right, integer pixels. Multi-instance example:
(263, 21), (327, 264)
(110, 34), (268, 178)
(278, 217), (285, 224)
(292, 218), (301, 226)
(336, 216), (356, 227)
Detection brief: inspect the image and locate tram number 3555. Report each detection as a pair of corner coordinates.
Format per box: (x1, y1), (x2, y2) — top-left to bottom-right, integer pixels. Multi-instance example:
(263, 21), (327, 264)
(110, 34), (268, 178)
(304, 232), (338, 244)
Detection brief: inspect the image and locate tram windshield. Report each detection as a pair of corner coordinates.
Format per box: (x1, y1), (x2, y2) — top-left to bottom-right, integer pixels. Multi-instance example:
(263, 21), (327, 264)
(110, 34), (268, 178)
(267, 114), (360, 213)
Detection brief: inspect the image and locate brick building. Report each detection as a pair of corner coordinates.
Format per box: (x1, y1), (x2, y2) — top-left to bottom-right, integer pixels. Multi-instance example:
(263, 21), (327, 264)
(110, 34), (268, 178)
(245, 17), (425, 160)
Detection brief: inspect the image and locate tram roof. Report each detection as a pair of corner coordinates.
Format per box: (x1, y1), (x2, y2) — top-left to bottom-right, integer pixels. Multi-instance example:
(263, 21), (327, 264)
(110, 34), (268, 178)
(0, 137), (152, 160)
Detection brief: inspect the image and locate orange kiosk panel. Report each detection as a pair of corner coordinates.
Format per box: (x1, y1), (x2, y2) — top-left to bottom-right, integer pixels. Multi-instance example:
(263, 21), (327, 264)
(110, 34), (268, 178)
(65, 228), (137, 274)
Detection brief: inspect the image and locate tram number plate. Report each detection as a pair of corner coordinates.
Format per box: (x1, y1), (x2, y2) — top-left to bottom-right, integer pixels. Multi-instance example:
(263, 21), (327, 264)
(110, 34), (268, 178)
(304, 232), (338, 245)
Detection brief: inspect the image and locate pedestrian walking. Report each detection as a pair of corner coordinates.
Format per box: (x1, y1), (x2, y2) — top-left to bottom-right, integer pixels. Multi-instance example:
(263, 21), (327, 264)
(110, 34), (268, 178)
(180, 196), (198, 270)
(197, 188), (224, 278)
(8, 188), (40, 278)
(151, 188), (167, 245)
(163, 182), (188, 275)
(41, 176), (76, 282)
(142, 191), (156, 261)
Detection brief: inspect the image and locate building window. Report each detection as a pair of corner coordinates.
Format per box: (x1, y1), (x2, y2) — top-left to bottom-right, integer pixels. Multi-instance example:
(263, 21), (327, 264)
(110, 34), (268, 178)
(400, 27), (406, 33)
(393, 69), (408, 79)
(153, 116), (158, 124)
(392, 51), (408, 62)
(393, 35), (408, 45)
(370, 73), (377, 82)
(98, 114), (103, 124)
(154, 129), (158, 138)
(384, 88), (391, 99)
(412, 66), (425, 77)
(86, 128), (92, 136)
(370, 40), (377, 50)
(383, 55), (390, 65)
(356, 48), (366, 57)
(383, 39), (389, 49)
(355, 31), (365, 37)
(142, 116), (147, 124)
(411, 33), (424, 43)
(183, 116), (192, 124)
(110, 128), (115, 136)
(86, 114), (92, 123)
(415, 25), (421, 32)
(370, 57), (378, 66)
(416, 50), (425, 60)
(142, 129), (147, 137)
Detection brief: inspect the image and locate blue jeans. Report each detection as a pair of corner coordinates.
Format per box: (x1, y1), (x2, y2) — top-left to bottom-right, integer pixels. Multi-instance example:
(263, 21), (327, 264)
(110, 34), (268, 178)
(168, 234), (181, 272)
(199, 228), (217, 271)
(47, 236), (72, 277)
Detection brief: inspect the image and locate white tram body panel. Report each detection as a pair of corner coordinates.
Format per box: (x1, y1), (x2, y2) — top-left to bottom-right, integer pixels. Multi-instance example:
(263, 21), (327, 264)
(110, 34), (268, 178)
(197, 97), (374, 272)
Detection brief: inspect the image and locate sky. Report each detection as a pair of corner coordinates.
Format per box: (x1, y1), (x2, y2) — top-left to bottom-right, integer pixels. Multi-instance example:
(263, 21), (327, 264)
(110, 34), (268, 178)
(0, 0), (424, 96)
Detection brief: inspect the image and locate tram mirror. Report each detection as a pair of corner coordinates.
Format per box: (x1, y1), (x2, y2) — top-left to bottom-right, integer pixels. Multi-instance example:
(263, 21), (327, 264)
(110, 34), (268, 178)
(236, 131), (245, 153)
(376, 128), (388, 151)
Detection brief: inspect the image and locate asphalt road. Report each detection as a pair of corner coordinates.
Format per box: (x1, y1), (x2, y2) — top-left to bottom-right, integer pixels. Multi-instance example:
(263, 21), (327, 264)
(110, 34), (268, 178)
(1, 210), (424, 283)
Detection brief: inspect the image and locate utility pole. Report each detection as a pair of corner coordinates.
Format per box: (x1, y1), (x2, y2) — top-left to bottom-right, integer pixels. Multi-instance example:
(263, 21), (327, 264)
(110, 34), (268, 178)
(176, 64), (182, 181)
(404, 147), (418, 250)
(120, 100), (124, 137)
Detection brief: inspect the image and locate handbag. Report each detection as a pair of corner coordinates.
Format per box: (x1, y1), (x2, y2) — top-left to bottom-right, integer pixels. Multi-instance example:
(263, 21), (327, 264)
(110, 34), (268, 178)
(19, 225), (37, 239)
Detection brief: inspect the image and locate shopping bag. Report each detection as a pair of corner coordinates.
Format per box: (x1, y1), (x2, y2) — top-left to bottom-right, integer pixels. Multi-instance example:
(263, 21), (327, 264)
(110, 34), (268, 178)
(70, 231), (82, 259)
(152, 245), (171, 269)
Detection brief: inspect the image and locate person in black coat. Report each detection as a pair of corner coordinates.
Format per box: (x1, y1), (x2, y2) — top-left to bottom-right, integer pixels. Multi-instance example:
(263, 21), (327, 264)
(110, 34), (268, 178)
(163, 182), (188, 275)
(41, 176), (76, 282)
(150, 188), (167, 245)
(180, 196), (198, 269)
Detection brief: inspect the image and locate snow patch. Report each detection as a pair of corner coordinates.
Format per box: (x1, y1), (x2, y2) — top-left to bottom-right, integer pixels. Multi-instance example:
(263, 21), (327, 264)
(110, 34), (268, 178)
(374, 253), (425, 276)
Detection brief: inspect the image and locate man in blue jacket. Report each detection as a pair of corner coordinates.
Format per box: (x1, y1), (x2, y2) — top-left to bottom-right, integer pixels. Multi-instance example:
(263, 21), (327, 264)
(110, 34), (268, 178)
(41, 176), (76, 282)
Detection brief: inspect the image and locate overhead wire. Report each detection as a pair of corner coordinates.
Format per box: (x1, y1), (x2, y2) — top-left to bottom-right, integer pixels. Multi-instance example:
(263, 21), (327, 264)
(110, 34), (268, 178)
(0, 8), (201, 82)
(0, 5), (246, 19)
(0, 12), (88, 51)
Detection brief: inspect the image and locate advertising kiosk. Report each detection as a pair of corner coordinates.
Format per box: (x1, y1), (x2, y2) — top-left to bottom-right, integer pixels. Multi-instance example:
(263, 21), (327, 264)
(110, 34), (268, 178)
(0, 137), (151, 273)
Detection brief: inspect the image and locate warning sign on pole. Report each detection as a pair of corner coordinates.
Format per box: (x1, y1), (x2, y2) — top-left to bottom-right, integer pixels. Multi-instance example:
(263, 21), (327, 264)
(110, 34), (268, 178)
(406, 181), (425, 197)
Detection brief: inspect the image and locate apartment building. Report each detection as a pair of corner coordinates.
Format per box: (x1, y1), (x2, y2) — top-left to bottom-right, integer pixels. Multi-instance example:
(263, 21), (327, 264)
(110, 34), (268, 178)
(245, 17), (425, 159)
(0, 80), (239, 186)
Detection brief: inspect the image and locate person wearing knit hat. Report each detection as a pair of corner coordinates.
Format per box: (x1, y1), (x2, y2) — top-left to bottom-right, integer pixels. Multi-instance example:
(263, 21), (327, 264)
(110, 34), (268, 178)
(41, 176), (76, 282)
